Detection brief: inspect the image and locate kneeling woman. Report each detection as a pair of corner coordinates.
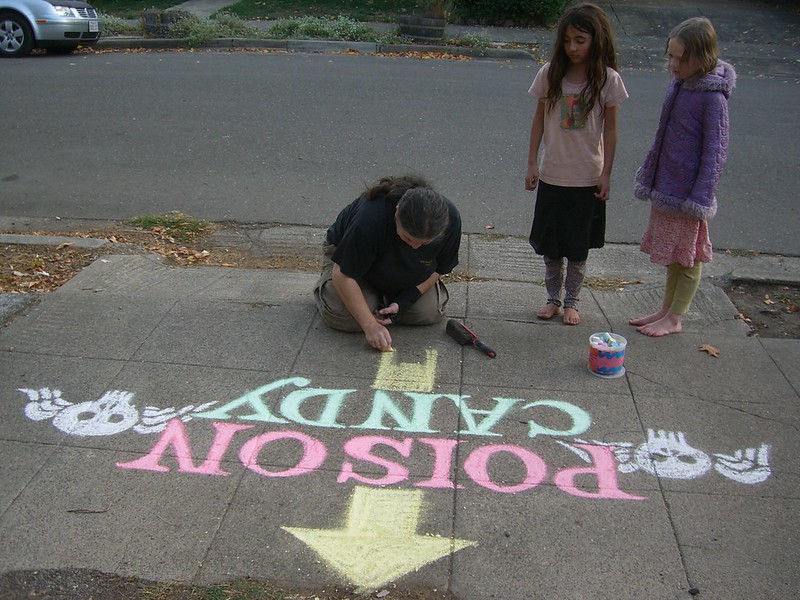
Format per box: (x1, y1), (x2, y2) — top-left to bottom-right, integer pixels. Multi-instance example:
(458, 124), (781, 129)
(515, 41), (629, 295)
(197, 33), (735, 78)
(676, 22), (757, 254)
(314, 175), (462, 352)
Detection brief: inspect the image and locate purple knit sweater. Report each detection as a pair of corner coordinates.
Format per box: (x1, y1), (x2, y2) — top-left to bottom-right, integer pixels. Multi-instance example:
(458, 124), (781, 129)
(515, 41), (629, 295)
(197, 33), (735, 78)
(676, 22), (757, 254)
(634, 60), (736, 220)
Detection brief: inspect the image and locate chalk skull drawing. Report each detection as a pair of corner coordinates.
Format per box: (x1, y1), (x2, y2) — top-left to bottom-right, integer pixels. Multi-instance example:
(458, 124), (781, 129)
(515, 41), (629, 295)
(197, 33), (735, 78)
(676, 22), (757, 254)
(635, 429), (713, 479)
(559, 428), (771, 485)
(18, 387), (216, 437)
(21, 387), (138, 436)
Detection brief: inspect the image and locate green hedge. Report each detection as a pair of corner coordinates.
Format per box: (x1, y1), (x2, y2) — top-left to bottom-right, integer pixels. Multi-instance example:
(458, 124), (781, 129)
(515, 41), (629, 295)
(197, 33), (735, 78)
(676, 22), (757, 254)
(451, 0), (569, 26)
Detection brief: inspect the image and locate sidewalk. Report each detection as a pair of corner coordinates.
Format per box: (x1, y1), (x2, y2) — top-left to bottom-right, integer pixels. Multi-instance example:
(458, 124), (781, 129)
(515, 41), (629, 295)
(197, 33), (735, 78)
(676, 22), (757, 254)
(3, 0), (800, 597)
(1, 223), (799, 598)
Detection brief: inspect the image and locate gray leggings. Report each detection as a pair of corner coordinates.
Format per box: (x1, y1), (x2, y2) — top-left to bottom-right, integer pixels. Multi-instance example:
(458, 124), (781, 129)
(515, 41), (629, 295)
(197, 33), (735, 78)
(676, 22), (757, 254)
(543, 256), (587, 310)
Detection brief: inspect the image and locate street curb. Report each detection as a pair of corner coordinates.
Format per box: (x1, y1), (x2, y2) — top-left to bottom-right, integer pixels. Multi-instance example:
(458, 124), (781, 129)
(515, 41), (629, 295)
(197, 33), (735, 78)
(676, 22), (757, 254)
(95, 36), (537, 60)
(3, 230), (798, 288)
(729, 268), (800, 287)
(0, 234), (109, 249)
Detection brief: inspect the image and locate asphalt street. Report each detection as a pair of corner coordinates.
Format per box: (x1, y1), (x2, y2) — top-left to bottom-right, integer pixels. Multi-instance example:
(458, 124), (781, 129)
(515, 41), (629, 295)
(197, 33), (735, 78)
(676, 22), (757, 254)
(0, 0), (798, 255)
(1, 1), (800, 599)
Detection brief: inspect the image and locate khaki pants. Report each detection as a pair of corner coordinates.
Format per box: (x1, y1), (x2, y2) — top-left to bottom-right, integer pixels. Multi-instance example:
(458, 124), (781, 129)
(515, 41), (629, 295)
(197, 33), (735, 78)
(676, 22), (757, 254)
(313, 242), (449, 332)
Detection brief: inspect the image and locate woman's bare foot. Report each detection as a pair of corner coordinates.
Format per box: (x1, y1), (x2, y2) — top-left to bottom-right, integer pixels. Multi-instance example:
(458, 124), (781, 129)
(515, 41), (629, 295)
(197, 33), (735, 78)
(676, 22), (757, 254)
(629, 307), (669, 327)
(637, 313), (682, 337)
(537, 303), (562, 320)
(563, 307), (580, 325)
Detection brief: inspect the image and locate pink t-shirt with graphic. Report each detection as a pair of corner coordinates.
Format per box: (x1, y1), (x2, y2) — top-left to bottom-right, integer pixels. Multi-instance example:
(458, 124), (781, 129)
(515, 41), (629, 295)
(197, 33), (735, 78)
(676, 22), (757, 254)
(529, 63), (628, 187)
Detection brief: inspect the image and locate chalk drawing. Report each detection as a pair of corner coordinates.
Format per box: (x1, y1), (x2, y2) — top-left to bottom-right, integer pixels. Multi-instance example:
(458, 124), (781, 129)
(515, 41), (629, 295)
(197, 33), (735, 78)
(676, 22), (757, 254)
(713, 445), (772, 484)
(559, 429), (772, 484)
(372, 349), (438, 393)
(240, 430), (328, 477)
(12, 348), (777, 594)
(521, 399), (591, 439)
(111, 420), (693, 499)
(191, 379), (593, 439)
(18, 385), (773, 487)
(283, 485), (476, 592)
(18, 387), (216, 436)
(552, 444), (647, 500)
(117, 420), (253, 475)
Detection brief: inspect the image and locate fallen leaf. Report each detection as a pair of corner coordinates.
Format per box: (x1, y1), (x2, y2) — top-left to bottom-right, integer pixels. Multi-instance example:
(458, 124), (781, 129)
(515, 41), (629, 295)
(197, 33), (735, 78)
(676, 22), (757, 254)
(763, 295), (775, 305)
(698, 343), (720, 358)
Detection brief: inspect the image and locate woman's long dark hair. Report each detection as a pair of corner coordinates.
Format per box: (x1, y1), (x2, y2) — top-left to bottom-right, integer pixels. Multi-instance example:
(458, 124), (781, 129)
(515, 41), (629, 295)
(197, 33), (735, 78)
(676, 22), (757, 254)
(362, 174), (430, 203)
(545, 2), (618, 114)
(397, 187), (449, 242)
(362, 175), (449, 242)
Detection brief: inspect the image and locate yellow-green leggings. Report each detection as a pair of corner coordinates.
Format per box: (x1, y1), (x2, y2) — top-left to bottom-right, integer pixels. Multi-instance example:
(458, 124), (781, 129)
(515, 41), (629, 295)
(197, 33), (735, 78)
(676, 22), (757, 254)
(664, 262), (702, 315)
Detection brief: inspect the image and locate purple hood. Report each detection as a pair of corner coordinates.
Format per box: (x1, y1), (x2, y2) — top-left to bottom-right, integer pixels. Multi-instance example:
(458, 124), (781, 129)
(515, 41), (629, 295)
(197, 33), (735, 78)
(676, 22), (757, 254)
(634, 60), (736, 220)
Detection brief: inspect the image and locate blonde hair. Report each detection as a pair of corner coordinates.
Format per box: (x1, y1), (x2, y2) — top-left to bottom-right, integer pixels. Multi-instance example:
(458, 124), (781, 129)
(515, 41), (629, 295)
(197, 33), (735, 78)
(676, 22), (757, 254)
(667, 17), (718, 76)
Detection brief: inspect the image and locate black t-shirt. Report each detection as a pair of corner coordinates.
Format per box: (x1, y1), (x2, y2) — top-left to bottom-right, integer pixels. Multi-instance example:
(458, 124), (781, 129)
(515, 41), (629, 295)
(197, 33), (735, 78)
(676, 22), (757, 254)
(326, 195), (461, 296)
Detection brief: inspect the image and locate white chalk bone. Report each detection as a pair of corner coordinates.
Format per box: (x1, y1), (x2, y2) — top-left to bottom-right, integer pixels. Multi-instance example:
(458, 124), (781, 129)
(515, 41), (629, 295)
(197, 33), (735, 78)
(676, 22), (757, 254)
(714, 444), (772, 484)
(134, 401), (218, 434)
(19, 387), (71, 421)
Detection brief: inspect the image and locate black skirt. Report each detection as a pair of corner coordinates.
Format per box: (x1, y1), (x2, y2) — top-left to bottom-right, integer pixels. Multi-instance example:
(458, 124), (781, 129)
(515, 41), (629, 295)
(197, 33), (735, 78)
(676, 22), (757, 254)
(528, 180), (606, 261)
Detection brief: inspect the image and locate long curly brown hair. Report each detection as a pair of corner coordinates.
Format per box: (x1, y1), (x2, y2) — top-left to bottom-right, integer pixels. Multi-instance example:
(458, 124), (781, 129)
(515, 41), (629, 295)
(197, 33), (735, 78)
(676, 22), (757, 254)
(362, 174), (449, 241)
(362, 174), (431, 203)
(545, 2), (618, 115)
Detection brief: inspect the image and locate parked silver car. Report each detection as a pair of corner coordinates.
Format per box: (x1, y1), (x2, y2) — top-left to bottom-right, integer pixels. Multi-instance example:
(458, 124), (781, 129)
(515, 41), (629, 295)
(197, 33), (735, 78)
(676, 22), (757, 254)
(0, 0), (101, 57)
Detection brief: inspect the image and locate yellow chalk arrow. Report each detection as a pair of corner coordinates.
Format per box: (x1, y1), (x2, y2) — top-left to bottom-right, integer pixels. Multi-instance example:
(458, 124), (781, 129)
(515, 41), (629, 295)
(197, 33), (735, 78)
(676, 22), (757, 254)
(283, 486), (476, 592)
(372, 348), (438, 393)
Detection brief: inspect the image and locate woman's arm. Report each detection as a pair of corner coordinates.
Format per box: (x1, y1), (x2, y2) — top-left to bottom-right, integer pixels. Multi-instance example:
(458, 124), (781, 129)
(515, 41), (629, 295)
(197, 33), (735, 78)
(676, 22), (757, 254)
(379, 271), (441, 322)
(332, 264), (392, 351)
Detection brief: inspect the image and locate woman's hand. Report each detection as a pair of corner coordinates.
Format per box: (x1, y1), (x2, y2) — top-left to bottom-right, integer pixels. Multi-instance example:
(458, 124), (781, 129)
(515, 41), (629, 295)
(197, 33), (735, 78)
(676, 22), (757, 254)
(364, 321), (393, 352)
(374, 302), (400, 326)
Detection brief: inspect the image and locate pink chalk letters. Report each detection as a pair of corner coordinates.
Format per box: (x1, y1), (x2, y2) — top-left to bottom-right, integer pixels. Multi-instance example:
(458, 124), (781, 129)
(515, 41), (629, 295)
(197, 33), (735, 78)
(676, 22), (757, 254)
(117, 419), (646, 500)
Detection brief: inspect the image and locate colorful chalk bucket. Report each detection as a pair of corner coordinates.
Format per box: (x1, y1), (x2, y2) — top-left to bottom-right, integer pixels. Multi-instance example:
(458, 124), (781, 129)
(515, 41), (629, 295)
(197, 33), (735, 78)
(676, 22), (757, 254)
(588, 332), (627, 379)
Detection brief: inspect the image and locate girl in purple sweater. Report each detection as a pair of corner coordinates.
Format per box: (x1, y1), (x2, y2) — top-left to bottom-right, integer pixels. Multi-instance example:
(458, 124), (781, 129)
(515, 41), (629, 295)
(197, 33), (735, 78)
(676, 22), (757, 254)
(630, 17), (736, 336)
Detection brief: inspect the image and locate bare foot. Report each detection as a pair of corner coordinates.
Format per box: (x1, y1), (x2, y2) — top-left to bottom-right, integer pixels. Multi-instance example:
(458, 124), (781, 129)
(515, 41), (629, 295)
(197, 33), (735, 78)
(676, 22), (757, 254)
(629, 307), (669, 326)
(537, 304), (563, 320)
(637, 313), (682, 337)
(563, 307), (580, 325)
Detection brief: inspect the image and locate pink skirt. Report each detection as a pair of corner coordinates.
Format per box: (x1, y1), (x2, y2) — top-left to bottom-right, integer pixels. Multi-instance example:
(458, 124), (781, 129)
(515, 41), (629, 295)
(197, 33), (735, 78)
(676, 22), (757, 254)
(640, 206), (712, 267)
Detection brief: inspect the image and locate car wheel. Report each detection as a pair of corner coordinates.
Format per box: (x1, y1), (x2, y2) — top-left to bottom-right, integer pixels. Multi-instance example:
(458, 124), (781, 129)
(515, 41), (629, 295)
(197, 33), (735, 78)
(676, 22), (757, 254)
(0, 11), (34, 58)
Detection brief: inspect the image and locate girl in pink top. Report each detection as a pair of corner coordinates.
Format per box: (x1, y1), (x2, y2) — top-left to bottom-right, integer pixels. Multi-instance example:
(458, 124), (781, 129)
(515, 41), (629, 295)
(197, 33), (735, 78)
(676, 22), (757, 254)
(525, 2), (628, 325)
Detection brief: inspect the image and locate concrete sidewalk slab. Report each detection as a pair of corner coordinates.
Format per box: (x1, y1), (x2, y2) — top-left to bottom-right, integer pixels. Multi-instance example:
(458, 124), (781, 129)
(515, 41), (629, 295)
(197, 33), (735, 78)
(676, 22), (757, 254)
(1, 254), (797, 598)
